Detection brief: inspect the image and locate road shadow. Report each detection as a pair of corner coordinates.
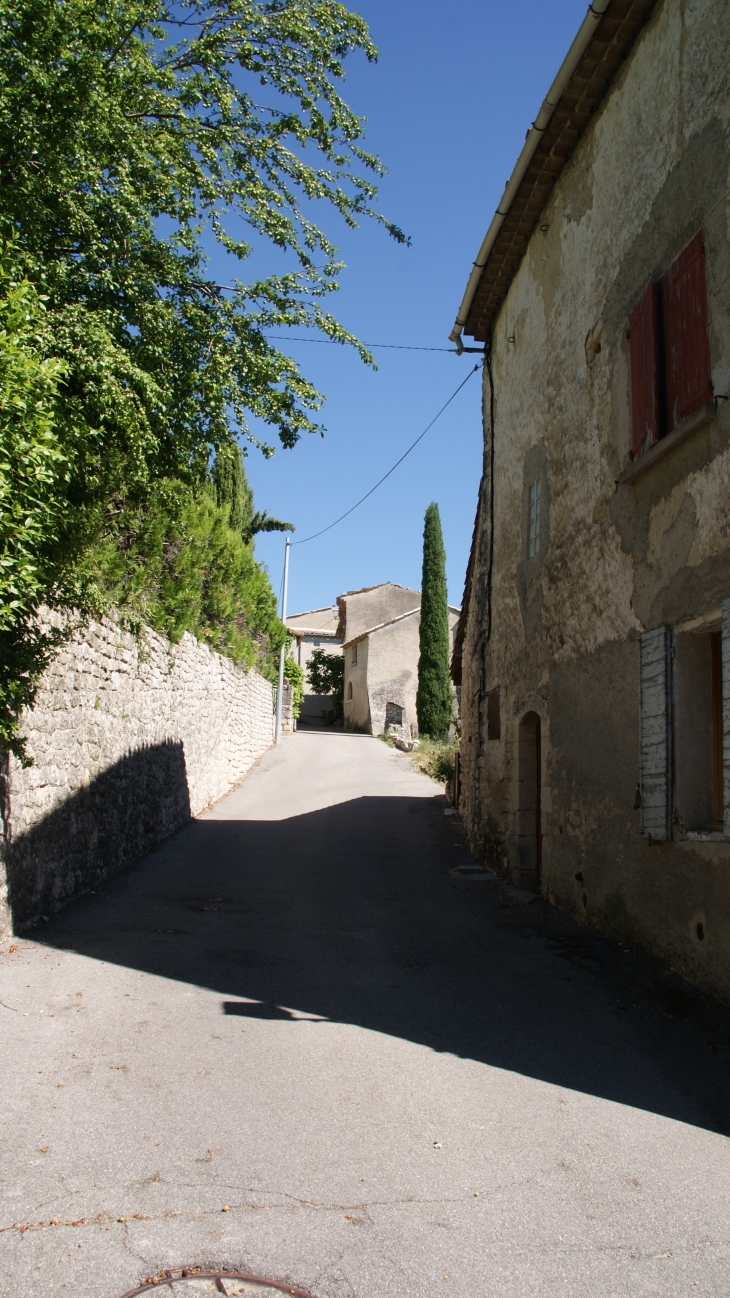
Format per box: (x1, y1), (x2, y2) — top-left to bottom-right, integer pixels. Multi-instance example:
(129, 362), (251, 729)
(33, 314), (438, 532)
(18, 782), (730, 1137)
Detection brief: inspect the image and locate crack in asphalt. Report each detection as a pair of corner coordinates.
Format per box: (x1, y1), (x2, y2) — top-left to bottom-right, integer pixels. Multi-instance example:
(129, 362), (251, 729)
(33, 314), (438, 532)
(1, 1192), (484, 1237)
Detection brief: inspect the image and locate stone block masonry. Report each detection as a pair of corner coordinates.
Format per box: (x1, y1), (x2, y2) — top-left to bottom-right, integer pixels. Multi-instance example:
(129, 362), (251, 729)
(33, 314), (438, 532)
(0, 615), (274, 937)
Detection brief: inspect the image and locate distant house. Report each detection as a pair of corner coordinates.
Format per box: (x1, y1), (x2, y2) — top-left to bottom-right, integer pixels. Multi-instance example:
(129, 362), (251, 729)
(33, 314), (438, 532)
(338, 583), (460, 738)
(286, 605), (341, 670)
(285, 605), (342, 725)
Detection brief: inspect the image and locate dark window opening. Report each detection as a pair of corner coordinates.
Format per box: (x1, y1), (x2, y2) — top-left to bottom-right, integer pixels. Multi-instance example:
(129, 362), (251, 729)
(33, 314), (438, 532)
(673, 629), (723, 834)
(628, 229), (712, 460)
(385, 701), (404, 730)
(514, 711), (542, 889)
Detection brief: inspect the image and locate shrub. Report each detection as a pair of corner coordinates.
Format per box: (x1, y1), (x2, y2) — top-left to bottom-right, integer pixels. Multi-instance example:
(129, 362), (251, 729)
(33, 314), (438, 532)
(417, 739), (458, 786)
(306, 647), (344, 723)
(284, 655), (305, 719)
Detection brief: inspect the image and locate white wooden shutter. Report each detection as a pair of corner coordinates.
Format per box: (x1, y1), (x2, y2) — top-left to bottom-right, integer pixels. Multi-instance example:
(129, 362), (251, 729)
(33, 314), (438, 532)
(722, 599), (730, 838)
(640, 626), (672, 840)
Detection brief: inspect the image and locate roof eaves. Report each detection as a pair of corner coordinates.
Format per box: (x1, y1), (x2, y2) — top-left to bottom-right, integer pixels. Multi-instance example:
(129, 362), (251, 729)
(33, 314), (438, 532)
(287, 628), (340, 638)
(455, 0), (660, 343)
(342, 605), (422, 648)
(286, 605), (338, 619)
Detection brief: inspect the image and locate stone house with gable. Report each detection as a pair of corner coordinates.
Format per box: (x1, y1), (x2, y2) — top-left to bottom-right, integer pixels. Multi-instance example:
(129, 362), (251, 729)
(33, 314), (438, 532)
(450, 0), (730, 999)
(338, 583), (460, 738)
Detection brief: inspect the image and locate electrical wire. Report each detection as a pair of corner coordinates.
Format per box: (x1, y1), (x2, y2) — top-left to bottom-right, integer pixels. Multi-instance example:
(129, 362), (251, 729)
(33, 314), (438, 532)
(293, 363), (481, 546)
(191, 287), (462, 353)
(264, 335), (458, 353)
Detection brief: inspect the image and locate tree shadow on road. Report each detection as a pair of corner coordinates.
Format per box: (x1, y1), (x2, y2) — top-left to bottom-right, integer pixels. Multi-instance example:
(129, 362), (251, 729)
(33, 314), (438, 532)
(19, 779), (730, 1138)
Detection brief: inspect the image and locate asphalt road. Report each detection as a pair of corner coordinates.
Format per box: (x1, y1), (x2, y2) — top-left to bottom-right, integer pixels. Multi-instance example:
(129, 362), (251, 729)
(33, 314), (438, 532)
(2, 730), (730, 1298)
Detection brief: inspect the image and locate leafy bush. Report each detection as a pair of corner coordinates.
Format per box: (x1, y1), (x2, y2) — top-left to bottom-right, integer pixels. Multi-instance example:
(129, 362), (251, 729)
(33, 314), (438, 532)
(306, 647), (344, 723)
(284, 656), (305, 719)
(0, 271), (81, 758)
(77, 477), (287, 672)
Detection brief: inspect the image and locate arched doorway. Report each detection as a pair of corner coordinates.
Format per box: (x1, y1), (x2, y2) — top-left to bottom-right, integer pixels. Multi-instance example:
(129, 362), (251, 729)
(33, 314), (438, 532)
(512, 711), (542, 890)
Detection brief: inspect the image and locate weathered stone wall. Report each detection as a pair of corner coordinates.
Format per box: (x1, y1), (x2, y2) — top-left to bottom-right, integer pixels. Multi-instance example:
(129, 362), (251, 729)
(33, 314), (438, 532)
(458, 0), (730, 1001)
(344, 608), (461, 737)
(0, 615), (274, 936)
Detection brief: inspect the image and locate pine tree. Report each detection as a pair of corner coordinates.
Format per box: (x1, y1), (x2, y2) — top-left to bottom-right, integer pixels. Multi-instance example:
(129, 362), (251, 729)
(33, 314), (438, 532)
(416, 503), (452, 740)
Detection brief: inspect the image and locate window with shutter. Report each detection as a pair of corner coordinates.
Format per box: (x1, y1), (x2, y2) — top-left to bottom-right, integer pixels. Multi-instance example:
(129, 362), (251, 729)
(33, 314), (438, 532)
(673, 628), (723, 835)
(629, 277), (661, 458)
(640, 627), (672, 840)
(662, 229), (712, 431)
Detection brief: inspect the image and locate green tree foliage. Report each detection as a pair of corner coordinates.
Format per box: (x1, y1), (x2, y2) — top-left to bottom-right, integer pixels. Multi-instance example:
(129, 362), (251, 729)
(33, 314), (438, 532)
(214, 443), (255, 537)
(283, 653), (305, 718)
(0, 271), (78, 753)
(77, 478), (288, 667)
(0, 0), (403, 758)
(306, 646), (344, 721)
(416, 502), (452, 740)
(214, 443), (293, 542)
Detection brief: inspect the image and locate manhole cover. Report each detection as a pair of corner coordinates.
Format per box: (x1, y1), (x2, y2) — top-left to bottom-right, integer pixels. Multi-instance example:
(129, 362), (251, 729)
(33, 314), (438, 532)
(119, 1269), (315, 1297)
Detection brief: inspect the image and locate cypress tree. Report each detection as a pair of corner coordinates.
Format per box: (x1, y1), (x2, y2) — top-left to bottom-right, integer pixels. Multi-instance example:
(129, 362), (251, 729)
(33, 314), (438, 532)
(416, 502), (452, 739)
(214, 443), (294, 543)
(213, 443), (254, 537)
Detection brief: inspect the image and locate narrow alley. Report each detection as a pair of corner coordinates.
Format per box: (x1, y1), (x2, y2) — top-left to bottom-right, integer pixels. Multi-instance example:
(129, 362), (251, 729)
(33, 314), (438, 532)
(1, 732), (730, 1298)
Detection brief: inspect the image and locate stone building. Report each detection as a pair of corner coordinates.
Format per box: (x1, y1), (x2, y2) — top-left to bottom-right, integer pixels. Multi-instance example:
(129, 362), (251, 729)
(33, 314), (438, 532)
(339, 583), (460, 738)
(285, 605), (342, 726)
(450, 0), (730, 999)
(286, 605), (341, 672)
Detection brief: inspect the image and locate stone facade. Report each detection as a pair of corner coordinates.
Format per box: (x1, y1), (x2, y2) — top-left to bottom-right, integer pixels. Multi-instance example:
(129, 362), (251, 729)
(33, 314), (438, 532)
(0, 614), (274, 936)
(454, 0), (730, 1000)
(337, 583), (421, 646)
(343, 600), (461, 738)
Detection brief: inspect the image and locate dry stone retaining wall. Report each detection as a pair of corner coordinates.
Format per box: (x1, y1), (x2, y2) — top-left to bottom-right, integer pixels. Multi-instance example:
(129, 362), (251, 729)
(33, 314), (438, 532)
(0, 615), (274, 936)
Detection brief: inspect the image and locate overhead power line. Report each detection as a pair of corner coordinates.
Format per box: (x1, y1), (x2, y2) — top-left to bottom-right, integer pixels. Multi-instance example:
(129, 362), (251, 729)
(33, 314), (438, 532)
(293, 363), (481, 546)
(264, 335), (458, 353)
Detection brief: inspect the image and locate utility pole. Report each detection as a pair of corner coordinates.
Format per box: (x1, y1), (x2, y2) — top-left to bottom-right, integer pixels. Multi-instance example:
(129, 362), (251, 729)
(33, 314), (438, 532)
(274, 535), (291, 744)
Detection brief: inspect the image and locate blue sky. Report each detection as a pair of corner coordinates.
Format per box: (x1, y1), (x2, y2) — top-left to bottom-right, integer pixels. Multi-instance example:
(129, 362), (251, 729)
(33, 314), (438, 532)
(233, 1), (588, 613)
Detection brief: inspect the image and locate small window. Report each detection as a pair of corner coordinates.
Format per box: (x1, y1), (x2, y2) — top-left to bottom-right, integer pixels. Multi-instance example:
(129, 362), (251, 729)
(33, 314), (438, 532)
(347, 681), (353, 700)
(313, 639), (320, 647)
(527, 478), (541, 558)
(352, 644), (358, 665)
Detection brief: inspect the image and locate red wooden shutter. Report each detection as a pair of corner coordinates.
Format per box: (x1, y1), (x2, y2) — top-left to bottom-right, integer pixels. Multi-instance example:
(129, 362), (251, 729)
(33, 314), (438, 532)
(663, 229), (712, 431)
(629, 277), (661, 459)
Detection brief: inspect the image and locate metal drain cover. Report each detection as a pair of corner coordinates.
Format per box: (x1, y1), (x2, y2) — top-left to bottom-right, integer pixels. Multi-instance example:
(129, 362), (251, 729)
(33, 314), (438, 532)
(119, 1269), (315, 1296)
